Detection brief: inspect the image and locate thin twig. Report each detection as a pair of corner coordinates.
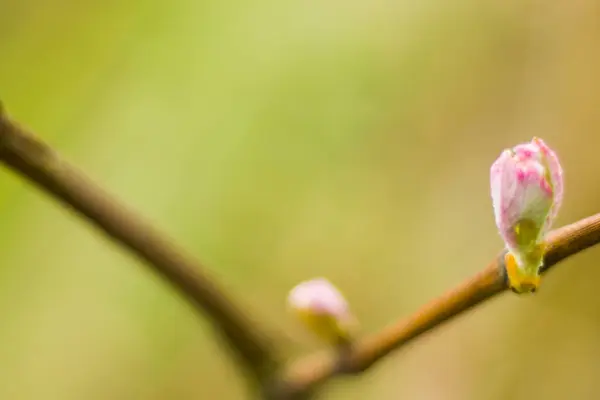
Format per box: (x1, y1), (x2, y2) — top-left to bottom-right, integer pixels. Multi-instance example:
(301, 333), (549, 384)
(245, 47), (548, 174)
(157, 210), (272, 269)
(274, 213), (600, 398)
(2, 104), (599, 400)
(0, 104), (280, 383)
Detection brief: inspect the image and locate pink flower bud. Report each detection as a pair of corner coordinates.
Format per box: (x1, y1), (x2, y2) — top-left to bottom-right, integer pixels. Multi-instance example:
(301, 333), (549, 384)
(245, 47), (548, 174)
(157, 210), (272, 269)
(287, 278), (355, 343)
(490, 137), (563, 270)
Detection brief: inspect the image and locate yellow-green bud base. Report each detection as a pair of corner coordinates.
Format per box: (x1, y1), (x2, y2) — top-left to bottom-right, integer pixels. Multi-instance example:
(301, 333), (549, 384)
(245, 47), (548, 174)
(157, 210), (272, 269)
(505, 252), (541, 294)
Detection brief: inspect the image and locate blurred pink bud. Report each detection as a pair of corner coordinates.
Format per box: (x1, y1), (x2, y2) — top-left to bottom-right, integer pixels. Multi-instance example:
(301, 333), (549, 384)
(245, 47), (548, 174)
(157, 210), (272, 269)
(287, 278), (355, 343)
(288, 277), (348, 318)
(490, 137), (563, 264)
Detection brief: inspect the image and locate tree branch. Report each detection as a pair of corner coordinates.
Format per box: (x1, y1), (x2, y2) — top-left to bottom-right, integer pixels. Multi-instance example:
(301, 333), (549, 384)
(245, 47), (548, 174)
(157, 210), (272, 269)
(274, 213), (600, 398)
(0, 104), (279, 382)
(3, 103), (599, 400)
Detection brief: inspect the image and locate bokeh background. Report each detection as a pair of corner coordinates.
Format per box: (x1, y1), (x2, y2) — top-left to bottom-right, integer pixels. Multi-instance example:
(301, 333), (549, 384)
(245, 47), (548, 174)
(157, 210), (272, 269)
(1, 1), (599, 399)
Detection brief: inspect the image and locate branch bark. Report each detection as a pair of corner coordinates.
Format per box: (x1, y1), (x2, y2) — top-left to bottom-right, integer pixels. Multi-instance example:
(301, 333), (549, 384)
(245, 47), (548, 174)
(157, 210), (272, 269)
(0, 104), (279, 383)
(273, 213), (600, 398)
(2, 103), (599, 399)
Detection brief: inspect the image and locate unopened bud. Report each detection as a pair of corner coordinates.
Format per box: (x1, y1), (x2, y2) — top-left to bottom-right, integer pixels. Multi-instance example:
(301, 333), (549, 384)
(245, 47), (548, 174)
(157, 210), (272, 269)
(490, 137), (564, 293)
(287, 278), (356, 344)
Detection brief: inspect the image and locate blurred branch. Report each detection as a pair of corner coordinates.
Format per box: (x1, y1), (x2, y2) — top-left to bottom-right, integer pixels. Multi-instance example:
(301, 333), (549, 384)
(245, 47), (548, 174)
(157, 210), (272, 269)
(0, 104), (279, 383)
(272, 213), (600, 398)
(3, 104), (599, 400)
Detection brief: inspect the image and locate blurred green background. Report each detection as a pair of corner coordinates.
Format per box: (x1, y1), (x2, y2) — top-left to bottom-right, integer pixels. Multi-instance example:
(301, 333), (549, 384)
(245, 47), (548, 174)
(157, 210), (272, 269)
(1, 0), (599, 399)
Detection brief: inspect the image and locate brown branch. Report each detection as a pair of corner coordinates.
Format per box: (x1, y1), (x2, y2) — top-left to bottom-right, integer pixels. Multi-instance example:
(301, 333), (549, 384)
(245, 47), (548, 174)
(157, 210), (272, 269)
(273, 213), (600, 398)
(3, 103), (599, 400)
(0, 104), (279, 383)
